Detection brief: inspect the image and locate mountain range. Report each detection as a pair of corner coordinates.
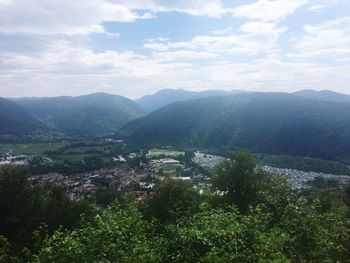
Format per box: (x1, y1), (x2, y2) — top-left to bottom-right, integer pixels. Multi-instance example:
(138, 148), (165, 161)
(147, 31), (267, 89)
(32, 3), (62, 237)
(0, 97), (43, 135)
(11, 93), (144, 135)
(2, 88), (350, 161)
(123, 91), (350, 161)
(136, 88), (350, 112)
(136, 89), (245, 113)
(293, 89), (350, 103)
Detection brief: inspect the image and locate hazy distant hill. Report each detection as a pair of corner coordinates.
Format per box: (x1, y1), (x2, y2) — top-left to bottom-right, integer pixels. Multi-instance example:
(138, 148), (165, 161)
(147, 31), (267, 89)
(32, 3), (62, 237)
(0, 97), (43, 135)
(136, 89), (244, 113)
(294, 89), (350, 103)
(14, 93), (144, 135)
(124, 92), (350, 161)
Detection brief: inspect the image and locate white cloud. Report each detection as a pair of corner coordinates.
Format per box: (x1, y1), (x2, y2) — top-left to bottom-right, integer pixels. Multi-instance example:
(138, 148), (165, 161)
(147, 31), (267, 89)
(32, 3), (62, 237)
(151, 50), (218, 61)
(210, 27), (234, 35)
(0, 0), (234, 36)
(0, 0), (149, 35)
(2, 34), (350, 98)
(289, 17), (350, 60)
(233, 0), (308, 22)
(1, 0), (350, 98)
(239, 21), (287, 35)
(306, 4), (326, 11)
(144, 21), (286, 57)
(114, 0), (229, 18)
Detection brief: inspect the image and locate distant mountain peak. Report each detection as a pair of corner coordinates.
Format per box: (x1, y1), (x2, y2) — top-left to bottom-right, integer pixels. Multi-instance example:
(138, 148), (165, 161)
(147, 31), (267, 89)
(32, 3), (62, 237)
(293, 89), (350, 103)
(136, 89), (246, 113)
(12, 93), (144, 135)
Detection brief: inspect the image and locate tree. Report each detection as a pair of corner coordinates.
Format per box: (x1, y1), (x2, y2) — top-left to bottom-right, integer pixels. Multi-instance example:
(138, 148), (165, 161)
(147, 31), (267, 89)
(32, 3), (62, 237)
(33, 205), (165, 263)
(0, 235), (19, 263)
(0, 165), (35, 249)
(166, 208), (289, 263)
(257, 175), (350, 262)
(142, 179), (201, 224)
(0, 165), (95, 255)
(344, 180), (350, 217)
(212, 151), (264, 213)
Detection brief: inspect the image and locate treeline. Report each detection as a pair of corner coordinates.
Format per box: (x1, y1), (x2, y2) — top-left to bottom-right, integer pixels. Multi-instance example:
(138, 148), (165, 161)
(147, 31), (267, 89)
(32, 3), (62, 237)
(29, 156), (111, 175)
(1, 152), (350, 262)
(0, 166), (96, 262)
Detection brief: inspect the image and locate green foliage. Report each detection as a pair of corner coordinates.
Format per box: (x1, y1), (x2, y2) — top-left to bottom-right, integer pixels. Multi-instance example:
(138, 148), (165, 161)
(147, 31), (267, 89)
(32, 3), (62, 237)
(142, 178), (201, 224)
(212, 151), (265, 213)
(95, 188), (117, 208)
(3, 154), (350, 262)
(165, 175), (350, 262)
(0, 235), (20, 263)
(257, 175), (350, 261)
(33, 205), (165, 263)
(166, 208), (289, 263)
(0, 165), (95, 254)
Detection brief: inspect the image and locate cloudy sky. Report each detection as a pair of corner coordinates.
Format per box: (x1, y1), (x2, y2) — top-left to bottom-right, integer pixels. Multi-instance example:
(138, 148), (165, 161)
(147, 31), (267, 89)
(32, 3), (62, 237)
(1, 0), (350, 98)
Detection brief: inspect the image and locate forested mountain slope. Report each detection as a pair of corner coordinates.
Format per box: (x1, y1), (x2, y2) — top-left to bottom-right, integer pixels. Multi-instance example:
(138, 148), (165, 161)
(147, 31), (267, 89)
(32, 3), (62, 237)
(0, 97), (43, 135)
(136, 89), (244, 113)
(14, 93), (144, 135)
(124, 92), (350, 161)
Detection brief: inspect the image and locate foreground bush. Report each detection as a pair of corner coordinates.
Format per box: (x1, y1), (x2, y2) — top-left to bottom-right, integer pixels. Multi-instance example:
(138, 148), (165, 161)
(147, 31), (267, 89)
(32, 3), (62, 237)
(33, 205), (165, 263)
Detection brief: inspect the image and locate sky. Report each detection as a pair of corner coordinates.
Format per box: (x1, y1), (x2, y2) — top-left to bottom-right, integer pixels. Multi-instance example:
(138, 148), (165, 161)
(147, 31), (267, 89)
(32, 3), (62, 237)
(0, 0), (350, 99)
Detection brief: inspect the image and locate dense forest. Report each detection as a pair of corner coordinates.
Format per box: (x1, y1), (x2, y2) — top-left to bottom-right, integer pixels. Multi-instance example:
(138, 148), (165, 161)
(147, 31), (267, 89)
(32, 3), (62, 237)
(123, 93), (350, 162)
(1, 152), (350, 262)
(0, 98), (44, 136)
(13, 93), (144, 135)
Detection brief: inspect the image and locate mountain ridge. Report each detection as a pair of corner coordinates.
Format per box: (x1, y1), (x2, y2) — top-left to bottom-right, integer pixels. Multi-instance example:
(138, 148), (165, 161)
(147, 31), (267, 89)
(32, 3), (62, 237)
(13, 93), (145, 135)
(135, 89), (246, 113)
(0, 97), (44, 135)
(123, 92), (350, 161)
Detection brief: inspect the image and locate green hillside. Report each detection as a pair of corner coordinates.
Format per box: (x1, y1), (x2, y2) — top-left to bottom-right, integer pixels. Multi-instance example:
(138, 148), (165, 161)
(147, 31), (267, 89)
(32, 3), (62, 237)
(136, 89), (244, 113)
(14, 93), (144, 135)
(123, 92), (350, 162)
(0, 97), (43, 135)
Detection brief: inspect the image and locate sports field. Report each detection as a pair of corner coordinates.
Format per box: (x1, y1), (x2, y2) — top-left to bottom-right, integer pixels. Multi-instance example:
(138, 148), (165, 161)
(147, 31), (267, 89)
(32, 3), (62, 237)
(158, 164), (184, 176)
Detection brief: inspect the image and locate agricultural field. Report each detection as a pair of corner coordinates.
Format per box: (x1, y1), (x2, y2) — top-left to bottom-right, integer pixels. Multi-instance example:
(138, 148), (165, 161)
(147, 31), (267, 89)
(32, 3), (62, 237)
(0, 143), (67, 156)
(146, 148), (185, 158)
(62, 145), (109, 154)
(0, 140), (120, 166)
(53, 154), (100, 164)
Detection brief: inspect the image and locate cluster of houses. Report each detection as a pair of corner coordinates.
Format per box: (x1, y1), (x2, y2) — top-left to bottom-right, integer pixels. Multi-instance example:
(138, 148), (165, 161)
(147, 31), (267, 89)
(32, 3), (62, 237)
(31, 166), (156, 200)
(192, 151), (226, 168)
(192, 152), (350, 189)
(262, 166), (350, 189)
(0, 154), (31, 166)
(4, 147), (348, 195)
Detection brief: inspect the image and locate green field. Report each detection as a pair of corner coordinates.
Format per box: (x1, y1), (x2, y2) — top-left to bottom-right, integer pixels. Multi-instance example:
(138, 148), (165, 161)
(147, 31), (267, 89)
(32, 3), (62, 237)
(146, 148), (184, 158)
(0, 143), (67, 156)
(158, 164), (183, 176)
(53, 154), (99, 163)
(0, 141), (115, 166)
(63, 145), (108, 154)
